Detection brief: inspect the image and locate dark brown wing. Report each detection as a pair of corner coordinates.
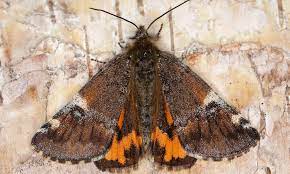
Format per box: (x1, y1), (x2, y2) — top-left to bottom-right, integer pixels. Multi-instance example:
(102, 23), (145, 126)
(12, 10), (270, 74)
(32, 54), (141, 168)
(157, 52), (260, 161)
(151, 57), (197, 167)
(94, 64), (142, 170)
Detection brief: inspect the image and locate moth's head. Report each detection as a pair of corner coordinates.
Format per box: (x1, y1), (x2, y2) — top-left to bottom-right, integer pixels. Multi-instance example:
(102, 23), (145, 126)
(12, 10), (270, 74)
(131, 26), (149, 40)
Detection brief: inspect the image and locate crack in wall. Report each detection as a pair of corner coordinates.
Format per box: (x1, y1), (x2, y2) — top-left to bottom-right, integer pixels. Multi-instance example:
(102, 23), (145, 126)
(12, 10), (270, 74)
(115, 0), (123, 43)
(47, 0), (56, 24)
(168, 10), (175, 52)
(286, 85), (289, 107)
(277, 0), (285, 29)
(83, 25), (93, 79)
(246, 52), (266, 97)
(137, 0), (145, 16)
(44, 81), (52, 122)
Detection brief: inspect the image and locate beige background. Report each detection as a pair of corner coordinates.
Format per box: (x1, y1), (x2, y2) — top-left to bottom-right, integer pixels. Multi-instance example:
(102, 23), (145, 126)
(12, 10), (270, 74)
(0, 0), (289, 174)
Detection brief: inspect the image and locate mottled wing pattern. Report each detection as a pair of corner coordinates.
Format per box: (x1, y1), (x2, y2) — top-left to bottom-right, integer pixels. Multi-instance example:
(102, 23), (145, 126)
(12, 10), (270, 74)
(157, 52), (260, 161)
(151, 60), (197, 167)
(94, 66), (142, 170)
(32, 54), (134, 165)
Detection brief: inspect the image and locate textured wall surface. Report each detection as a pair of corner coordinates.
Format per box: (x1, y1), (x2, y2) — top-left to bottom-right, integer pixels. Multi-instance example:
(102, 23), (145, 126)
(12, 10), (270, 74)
(0, 0), (289, 174)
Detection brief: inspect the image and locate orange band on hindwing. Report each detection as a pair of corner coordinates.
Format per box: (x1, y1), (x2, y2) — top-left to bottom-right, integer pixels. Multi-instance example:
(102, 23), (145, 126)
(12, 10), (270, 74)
(151, 127), (186, 162)
(105, 131), (142, 164)
(151, 99), (187, 162)
(104, 110), (142, 165)
(150, 98), (197, 167)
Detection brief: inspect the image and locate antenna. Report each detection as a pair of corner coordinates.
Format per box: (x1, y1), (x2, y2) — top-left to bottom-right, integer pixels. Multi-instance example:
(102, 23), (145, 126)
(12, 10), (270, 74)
(146, 0), (190, 31)
(89, 8), (138, 29)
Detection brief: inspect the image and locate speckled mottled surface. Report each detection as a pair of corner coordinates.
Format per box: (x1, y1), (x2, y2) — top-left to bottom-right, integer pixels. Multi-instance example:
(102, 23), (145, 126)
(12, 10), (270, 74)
(0, 0), (289, 174)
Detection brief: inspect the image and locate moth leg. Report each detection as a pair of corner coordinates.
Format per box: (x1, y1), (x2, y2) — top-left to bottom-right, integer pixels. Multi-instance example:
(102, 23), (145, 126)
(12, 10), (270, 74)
(155, 23), (163, 38)
(118, 41), (127, 49)
(90, 57), (106, 64)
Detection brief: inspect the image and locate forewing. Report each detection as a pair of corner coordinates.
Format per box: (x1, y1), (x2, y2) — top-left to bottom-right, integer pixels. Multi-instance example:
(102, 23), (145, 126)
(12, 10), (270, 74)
(94, 67), (143, 170)
(151, 58), (197, 167)
(158, 52), (260, 161)
(32, 54), (131, 163)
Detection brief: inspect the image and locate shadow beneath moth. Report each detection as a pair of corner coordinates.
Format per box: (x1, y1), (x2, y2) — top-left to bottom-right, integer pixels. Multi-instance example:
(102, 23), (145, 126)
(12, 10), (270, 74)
(31, 0), (260, 171)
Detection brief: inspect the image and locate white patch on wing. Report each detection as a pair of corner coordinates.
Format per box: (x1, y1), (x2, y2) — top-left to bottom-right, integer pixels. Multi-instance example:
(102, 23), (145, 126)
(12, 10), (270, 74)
(37, 128), (48, 133)
(49, 119), (60, 130)
(242, 123), (251, 129)
(231, 114), (243, 124)
(203, 90), (221, 105)
(72, 93), (88, 110)
(231, 114), (251, 128)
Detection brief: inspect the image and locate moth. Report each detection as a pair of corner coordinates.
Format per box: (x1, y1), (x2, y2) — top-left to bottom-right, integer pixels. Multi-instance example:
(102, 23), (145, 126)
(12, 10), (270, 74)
(31, 0), (260, 171)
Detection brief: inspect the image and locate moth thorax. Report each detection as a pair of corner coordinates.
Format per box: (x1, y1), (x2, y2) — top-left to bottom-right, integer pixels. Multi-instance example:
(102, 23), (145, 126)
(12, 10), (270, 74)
(134, 50), (156, 150)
